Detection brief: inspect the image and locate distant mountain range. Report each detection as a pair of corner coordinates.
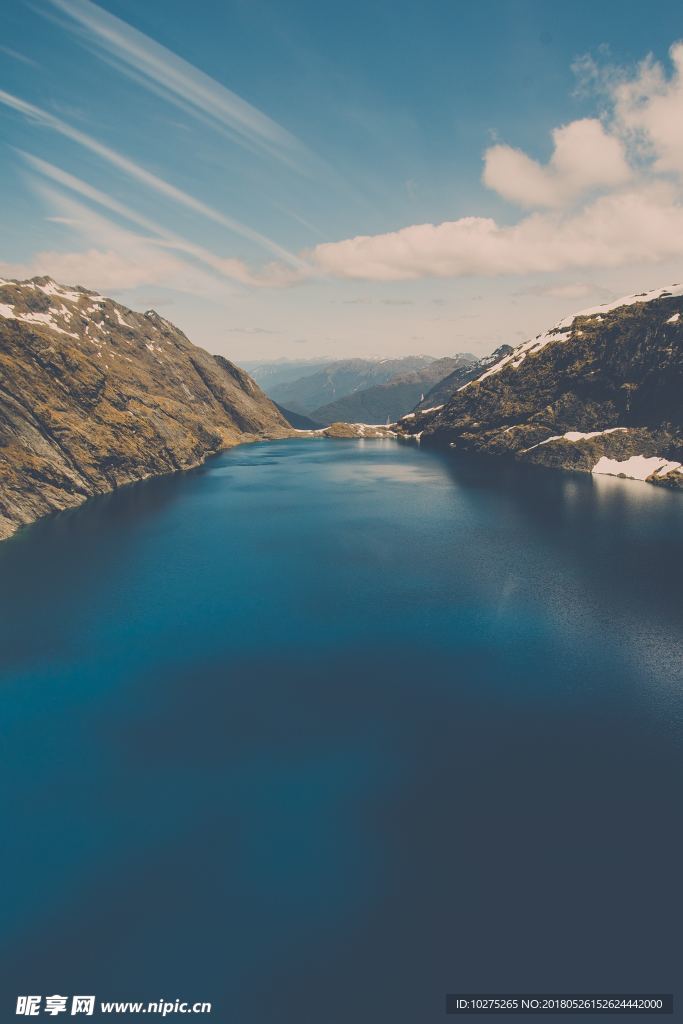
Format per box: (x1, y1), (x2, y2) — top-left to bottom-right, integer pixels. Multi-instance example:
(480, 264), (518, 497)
(0, 277), (291, 540)
(255, 356), (439, 416)
(397, 286), (683, 488)
(243, 359), (330, 392)
(312, 355), (477, 424)
(251, 354), (478, 423)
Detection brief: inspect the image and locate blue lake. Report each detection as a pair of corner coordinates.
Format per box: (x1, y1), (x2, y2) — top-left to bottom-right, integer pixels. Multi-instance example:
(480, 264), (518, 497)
(0, 439), (680, 1021)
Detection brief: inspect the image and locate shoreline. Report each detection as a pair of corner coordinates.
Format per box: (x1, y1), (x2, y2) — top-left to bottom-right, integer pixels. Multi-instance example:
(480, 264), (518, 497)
(4, 425), (681, 546)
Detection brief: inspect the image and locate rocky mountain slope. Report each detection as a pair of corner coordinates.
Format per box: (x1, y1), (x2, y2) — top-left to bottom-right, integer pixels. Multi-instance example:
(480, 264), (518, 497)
(274, 404), (323, 430)
(311, 355), (476, 425)
(414, 346), (513, 411)
(0, 276), (292, 540)
(397, 286), (683, 488)
(264, 355), (438, 415)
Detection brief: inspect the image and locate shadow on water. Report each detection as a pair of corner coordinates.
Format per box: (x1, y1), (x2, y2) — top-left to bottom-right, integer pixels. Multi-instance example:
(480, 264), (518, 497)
(0, 461), (217, 668)
(431, 448), (683, 622)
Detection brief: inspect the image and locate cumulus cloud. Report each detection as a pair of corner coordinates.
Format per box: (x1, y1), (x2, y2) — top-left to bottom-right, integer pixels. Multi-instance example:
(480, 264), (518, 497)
(611, 41), (683, 176)
(483, 118), (631, 208)
(6, 38), (683, 292)
(299, 43), (683, 283)
(308, 183), (683, 281)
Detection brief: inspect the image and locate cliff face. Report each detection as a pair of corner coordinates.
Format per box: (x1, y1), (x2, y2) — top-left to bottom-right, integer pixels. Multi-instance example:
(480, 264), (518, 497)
(0, 276), (291, 540)
(397, 286), (683, 487)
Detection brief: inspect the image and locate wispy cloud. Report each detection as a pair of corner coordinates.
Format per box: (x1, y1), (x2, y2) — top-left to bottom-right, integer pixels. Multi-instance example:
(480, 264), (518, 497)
(0, 185), (223, 294)
(513, 282), (612, 300)
(39, 0), (312, 172)
(224, 326), (283, 335)
(18, 151), (277, 287)
(0, 45), (39, 68)
(0, 89), (308, 272)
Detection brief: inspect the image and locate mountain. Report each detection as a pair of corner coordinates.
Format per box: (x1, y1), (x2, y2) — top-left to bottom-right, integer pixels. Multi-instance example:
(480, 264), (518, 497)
(265, 356), (438, 414)
(311, 355), (477, 425)
(274, 404), (323, 430)
(0, 276), (291, 540)
(244, 359), (330, 392)
(414, 346), (513, 411)
(397, 285), (683, 488)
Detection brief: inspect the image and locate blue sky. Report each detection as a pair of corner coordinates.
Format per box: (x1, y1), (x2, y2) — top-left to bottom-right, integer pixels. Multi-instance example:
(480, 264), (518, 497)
(2, 0), (683, 360)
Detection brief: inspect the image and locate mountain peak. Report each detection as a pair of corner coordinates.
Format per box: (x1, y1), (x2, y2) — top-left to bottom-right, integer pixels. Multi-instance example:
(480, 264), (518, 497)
(460, 282), (683, 393)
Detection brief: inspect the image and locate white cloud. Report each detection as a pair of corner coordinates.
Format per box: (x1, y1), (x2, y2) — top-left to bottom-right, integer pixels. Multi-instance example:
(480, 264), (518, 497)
(611, 41), (683, 176)
(16, 158), (308, 292)
(18, 152), (291, 287)
(0, 45), (39, 68)
(0, 89), (306, 270)
(516, 282), (607, 300)
(297, 44), (683, 283)
(483, 118), (631, 208)
(307, 183), (683, 281)
(40, 0), (310, 171)
(6, 37), (683, 296)
(0, 247), (185, 293)
(0, 186), (228, 294)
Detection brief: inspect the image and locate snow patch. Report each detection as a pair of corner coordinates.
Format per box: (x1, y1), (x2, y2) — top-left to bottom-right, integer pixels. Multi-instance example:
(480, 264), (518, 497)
(0, 303), (79, 338)
(522, 427), (627, 453)
(356, 423), (395, 433)
(35, 280), (81, 302)
(592, 455), (682, 481)
(113, 308), (132, 328)
(568, 282), (683, 321)
(666, 312), (680, 323)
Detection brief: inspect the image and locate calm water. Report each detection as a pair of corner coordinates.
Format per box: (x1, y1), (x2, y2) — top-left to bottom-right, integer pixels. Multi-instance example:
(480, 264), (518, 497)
(0, 439), (680, 1022)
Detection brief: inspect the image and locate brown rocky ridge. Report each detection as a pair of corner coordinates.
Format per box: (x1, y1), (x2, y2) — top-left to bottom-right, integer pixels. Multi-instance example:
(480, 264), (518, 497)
(0, 276), (292, 540)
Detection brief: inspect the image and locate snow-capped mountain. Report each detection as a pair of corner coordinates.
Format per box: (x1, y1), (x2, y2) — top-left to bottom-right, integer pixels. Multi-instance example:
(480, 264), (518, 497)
(413, 345), (514, 411)
(397, 285), (683, 487)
